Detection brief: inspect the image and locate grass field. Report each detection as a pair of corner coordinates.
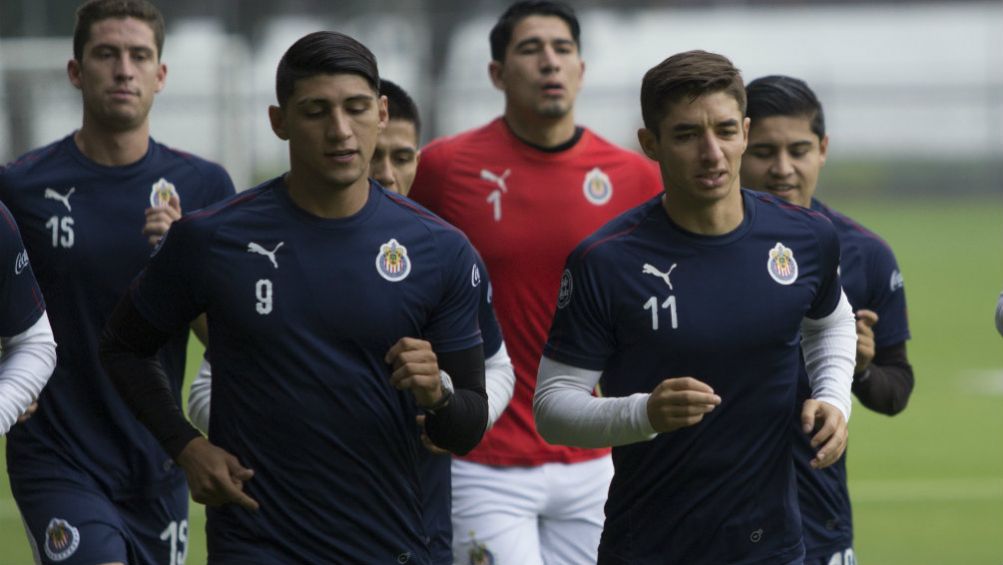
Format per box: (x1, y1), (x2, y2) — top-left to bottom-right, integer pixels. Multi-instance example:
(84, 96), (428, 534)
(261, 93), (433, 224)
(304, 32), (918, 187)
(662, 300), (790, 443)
(1, 197), (1001, 564)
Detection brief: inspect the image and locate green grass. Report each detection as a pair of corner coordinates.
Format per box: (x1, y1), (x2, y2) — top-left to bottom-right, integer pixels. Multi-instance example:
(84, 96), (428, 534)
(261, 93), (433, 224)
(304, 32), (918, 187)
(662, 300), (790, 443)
(1, 197), (1000, 564)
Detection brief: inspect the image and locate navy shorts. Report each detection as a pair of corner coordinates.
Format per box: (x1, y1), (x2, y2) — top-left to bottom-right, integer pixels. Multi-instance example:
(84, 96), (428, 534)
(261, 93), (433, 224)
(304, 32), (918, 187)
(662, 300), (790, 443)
(12, 473), (188, 565)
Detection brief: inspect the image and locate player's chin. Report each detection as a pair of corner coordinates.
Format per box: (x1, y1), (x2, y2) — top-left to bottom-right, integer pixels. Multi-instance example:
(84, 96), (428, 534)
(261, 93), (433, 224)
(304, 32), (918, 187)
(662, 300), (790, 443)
(537, 101), (570, 119)
(322, 168), (366, 189)
(101, 108), (147, 131)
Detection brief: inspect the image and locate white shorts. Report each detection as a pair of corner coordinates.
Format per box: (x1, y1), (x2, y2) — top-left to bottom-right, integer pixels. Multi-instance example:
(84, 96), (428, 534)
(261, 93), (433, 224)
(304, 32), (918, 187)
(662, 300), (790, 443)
(822, 548), (856, 565)
(450, 455), (614, 565)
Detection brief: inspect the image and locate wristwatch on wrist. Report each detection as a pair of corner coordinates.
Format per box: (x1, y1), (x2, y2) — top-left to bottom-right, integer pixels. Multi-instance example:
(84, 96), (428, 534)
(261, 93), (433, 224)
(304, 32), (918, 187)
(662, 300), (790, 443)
(427, 370), (454, 414)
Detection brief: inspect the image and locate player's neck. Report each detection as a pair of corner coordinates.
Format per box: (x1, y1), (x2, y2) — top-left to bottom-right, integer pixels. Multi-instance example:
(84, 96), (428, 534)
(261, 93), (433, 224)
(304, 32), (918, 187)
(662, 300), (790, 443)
(74, 119), (150, 167)
(660, 188), (745, 236)
(503, 109), (577, 149)
(283, 172), (370, 219)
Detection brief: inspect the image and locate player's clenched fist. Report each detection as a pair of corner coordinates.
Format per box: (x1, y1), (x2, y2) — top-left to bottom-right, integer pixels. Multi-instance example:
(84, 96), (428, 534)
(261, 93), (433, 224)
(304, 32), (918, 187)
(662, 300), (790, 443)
(646, 377), (722, 433)
(177, 437), (259, 511)
(142, 193), (182, 246)
(385, 337), (444, 408)
(854, 309), (879, 373)
(801, 399), (848, 470)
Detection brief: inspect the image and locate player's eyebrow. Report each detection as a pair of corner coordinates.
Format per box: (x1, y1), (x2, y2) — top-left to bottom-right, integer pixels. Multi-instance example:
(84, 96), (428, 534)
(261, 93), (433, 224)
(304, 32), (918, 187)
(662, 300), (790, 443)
(513, 36), (576, 51)
(294, 93), (374, 106)
(671, 122), (702, 133)
(513, 37), (544, 51)
(671, 118), (740, 134)
(91, 43), (155, 55)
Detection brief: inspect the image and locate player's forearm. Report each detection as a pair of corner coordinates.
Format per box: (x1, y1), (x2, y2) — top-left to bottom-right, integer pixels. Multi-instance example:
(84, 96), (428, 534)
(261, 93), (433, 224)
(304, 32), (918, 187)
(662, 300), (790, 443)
(484, 342), (515, 428)
(852, 341), (914, 416)
(534, 356), (656, 448)
(425, 345), (488, 455)
(99, 295), (201, 459)
(0, 313), (56, 434)
(801, 291), (856, 421)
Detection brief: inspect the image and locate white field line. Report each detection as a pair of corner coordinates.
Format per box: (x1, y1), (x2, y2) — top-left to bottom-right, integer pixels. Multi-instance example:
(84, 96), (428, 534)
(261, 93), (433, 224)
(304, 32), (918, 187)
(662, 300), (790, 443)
(959, 369), (1003, 395)
(851, 477), (1003, 502)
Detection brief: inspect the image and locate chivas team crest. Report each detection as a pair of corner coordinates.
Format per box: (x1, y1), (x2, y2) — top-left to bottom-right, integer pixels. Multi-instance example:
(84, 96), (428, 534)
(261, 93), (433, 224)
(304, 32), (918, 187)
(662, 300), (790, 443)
(557, 269), (573, 308)
(376, 238), (412, 282)
(767, 242), (798, 285)
(44, 518), (80, 562)
(582, 167), (612, 205)
(149, 177), (178, 208)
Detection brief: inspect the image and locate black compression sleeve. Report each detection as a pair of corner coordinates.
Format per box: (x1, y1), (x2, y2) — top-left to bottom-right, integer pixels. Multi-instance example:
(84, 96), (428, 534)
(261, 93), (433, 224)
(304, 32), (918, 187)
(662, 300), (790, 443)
(852, 341), (914, 416)
(99, 294), (202, 459)
(424, 344), (488, 455)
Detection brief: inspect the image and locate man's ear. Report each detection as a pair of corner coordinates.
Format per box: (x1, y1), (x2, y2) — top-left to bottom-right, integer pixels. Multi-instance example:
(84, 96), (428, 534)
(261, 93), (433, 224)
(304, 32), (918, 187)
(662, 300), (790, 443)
(154, 62), (167, 94)
(741, 116), (751, 152)
(378, 94), (389, 131)
(488, 60), (505, 91)
(637, 127), (659, 161)
(67, 58), (82, 90)
(819, 134), (829, 167)
(268, 105), (288, 140)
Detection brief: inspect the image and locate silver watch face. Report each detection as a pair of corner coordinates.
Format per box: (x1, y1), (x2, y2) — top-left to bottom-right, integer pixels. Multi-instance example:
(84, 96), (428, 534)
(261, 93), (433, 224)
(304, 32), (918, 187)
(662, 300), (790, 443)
(439, 370), (454, 394)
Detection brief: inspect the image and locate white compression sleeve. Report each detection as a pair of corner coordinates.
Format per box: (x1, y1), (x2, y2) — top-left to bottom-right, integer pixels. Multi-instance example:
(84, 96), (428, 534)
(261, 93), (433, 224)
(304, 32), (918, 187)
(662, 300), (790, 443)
(484, 342), (515, 429)
(801, 291), (857, 422)
(187, 356), (212, 434)
(0, 313), (56, 435)
(534, 355), (656, 448)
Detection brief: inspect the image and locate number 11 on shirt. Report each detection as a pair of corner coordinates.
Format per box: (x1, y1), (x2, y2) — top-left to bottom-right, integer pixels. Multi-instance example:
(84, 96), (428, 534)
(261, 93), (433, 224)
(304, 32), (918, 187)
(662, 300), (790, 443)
(644, 295), (677, 330)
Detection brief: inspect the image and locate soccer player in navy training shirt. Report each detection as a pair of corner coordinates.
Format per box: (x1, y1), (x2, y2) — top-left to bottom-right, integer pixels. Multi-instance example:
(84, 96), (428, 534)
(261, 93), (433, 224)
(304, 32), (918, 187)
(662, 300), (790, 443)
(0, 202), (56, 436)
(0, 1), (235, 563)
(183, 78), (515, 565)
(740, 75), (915, 565)
(532, 50), (858, 565)
(100, 31), (489, 564)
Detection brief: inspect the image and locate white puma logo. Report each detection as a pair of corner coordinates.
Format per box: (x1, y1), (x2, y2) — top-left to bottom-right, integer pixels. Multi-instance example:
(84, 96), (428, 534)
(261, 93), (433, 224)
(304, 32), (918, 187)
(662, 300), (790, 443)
(482, 169), (511, 222)
(247, 241), (284, 269)
(642, 263), (677, 290)
(44, 187), (75, 212)
(480, 168), (511, 193)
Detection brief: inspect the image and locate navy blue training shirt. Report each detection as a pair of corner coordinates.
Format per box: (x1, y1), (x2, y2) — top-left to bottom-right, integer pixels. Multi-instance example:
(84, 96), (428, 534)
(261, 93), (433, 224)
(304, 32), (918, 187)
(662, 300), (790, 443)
(131, 178), (484, 564)
(544, 190), (844, 565)
(1, 134), (234, 497)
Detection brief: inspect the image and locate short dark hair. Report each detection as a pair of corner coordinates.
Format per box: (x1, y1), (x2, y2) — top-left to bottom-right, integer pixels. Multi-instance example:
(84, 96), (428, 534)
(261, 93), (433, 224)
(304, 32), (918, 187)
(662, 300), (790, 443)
(275, 31), (379, 108)
(640, 50), (746, 136)
(489, 0), (580, 62)
(74, 0), (165, 61)
(380, 79), (421, 138)
(745, 75), (826, 140)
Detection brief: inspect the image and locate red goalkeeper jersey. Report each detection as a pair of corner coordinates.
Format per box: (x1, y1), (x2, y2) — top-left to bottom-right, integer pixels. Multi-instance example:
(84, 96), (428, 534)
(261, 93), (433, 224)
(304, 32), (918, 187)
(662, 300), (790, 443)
(410, 118), (661, 466)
